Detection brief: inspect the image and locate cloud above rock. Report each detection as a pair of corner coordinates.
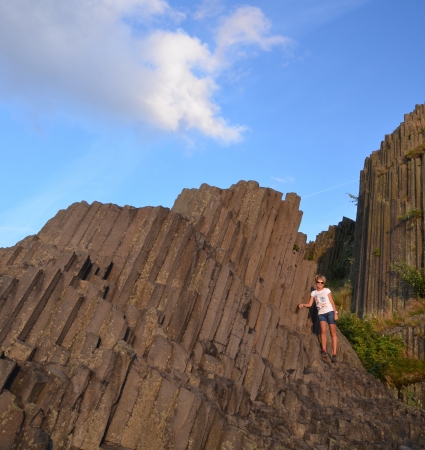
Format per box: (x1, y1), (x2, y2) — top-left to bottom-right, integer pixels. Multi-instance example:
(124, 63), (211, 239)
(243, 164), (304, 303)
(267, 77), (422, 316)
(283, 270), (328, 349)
(0, 0), (290, 142)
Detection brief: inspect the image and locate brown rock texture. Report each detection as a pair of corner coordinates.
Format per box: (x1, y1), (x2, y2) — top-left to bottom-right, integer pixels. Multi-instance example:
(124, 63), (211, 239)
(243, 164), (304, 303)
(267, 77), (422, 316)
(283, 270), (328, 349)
(349, 104), (425, 410)
(384, 322), (425, 408)
(351, 104), (425, 316)
(0, 180), (424, 449)
(305, 217), (355, 279)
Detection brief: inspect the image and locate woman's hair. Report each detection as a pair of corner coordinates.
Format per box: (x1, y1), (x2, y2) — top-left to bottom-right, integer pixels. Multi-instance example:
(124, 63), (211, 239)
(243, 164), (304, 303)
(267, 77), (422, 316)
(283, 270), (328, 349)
(315, 274), (326, 283)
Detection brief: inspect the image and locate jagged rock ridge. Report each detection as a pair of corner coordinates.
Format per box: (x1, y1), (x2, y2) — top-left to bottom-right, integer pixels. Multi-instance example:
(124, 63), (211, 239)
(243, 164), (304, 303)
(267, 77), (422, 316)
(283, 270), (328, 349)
(0, 180), (424, 449)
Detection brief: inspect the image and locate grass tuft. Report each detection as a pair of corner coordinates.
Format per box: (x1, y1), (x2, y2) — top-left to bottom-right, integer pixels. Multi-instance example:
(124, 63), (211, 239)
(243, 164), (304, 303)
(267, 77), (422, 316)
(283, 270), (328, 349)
(385, 358), (425, 389)
(327, 279), (352, 314)
(405, 143), (425, 160)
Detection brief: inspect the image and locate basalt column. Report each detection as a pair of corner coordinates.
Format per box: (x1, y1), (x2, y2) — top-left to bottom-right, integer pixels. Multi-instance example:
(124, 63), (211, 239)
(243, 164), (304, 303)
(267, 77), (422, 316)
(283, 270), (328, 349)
(352, 104), (425, 316)
(0, 181), (320, 449)
(1, 181), (425, 449)
(305, 216), (355, 279)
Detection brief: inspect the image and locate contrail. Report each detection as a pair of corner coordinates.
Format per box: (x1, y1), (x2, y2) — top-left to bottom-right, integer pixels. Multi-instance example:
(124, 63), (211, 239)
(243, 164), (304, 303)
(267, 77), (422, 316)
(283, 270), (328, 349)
(301, 180), (357, 199)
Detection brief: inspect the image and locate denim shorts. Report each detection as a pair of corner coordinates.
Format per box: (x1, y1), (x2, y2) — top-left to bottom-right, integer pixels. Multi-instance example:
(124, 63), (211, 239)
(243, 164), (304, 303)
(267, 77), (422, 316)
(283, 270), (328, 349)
(318, 311), (336, 324)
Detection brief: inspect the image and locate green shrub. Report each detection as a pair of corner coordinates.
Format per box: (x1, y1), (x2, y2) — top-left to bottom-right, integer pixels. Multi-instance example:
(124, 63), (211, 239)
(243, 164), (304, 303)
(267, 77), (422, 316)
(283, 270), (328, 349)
(338, 313), (405, 380)
(397, 208), (423, 222)
(400, 386), (421, 407)
(391, 260), (425, 297)
(373, 247), (381, 257)
(338, 313), (425, 388)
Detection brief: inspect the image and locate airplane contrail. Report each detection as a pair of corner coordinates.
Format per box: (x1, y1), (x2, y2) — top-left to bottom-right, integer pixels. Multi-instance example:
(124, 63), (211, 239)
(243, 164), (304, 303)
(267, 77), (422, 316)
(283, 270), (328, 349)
(301, 180), (357, 199)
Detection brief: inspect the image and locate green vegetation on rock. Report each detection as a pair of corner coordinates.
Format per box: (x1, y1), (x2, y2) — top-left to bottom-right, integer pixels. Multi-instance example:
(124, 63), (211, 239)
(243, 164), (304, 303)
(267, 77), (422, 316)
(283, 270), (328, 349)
(386, 356), (425, 389)
(401, 386), (422, 407)
(338, 313), (425, 389)
(397, 208), (423, 222)
(404, 142), (425, 160)
(329, 280), (425, 392)
(391, 260), (425, 297)
(337, 313), (405, 382)
(327, 279), (352, 313)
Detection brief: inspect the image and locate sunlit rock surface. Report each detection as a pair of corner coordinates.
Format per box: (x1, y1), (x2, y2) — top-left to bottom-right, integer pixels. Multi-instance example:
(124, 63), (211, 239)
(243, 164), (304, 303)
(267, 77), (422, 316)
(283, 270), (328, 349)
(0, 180), (424, 449)
(352, 104), (425, 317)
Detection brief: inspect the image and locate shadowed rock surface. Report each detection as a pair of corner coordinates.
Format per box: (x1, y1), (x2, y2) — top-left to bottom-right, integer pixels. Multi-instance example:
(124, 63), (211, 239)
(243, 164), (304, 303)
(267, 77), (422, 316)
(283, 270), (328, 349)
(0, 180), (424, 449)
(305, 217), (355, 279)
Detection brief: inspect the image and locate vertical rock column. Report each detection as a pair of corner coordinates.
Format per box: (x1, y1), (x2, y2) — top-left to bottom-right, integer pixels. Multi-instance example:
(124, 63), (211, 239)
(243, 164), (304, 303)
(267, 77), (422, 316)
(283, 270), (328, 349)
(172, 180), (316, 331)
(305, 216), (355, 278)
(352, 104), (425, 316)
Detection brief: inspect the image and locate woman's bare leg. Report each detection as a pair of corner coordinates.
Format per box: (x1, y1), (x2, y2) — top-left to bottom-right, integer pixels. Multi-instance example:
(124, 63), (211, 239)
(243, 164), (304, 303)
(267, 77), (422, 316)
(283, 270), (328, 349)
(320, 321), (328, 351)
(329, 323), (338, 355)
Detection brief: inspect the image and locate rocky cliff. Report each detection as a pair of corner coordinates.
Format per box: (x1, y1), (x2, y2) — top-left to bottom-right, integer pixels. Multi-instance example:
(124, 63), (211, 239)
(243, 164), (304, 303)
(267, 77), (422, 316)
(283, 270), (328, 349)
(346, 104), (425, 410)
(305, 217), (355, 279)
(0, 180), (424, 449)
(351, 104), (425, 317)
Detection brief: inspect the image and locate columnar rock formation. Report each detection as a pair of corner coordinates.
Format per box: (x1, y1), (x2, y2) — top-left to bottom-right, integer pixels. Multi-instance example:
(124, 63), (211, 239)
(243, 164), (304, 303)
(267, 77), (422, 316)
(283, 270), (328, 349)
(385, 321), (425, 407)
(351, 104), (425, 317)
(305, 217), (355, 279)
(1, 180), (425, 449)
(349, 104), (425, 410)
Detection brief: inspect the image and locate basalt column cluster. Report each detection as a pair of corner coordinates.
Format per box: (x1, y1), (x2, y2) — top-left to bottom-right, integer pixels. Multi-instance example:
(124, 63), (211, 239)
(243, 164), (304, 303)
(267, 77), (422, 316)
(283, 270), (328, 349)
(305, 217), (355, 279)
(349, 104), (425, 409)
(1, 181), (425, 449)
(351, 104), (425, 316)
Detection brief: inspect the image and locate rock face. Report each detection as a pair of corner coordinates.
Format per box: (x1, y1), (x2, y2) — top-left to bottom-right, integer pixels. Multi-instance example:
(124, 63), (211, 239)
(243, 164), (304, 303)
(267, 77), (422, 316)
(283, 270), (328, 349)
(351, 104), (425, 316)
(1, 180), (425, 449)
(305, 217), (355, 279)
(384, 322), (425, 408)
(349, 104), (425, 409)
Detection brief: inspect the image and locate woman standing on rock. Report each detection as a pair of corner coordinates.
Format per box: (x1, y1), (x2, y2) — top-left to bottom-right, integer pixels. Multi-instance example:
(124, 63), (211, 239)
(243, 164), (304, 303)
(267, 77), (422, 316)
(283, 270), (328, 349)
(298, 275), (339, 361)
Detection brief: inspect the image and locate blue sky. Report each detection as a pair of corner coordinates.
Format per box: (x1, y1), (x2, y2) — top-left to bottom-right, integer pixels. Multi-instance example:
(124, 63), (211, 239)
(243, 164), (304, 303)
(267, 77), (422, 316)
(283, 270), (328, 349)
(1, 0), (424, 248)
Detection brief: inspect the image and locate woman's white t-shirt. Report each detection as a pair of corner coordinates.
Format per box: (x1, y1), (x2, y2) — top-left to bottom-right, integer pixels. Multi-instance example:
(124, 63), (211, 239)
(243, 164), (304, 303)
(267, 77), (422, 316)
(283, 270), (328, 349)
(311, 288), (333, 315)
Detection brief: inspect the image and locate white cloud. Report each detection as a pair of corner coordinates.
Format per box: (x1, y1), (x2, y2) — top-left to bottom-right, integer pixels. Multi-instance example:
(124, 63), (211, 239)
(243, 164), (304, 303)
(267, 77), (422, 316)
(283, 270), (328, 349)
(272, 176), (295, 183)
(0, 1), (289, 143)
(138, 30), (247, 141)
(215, 6), (293, 57)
